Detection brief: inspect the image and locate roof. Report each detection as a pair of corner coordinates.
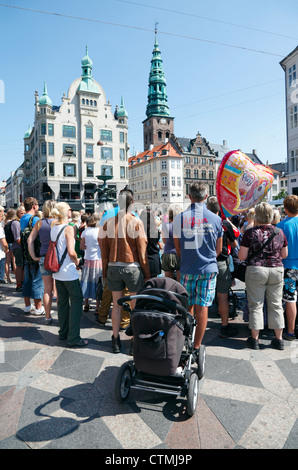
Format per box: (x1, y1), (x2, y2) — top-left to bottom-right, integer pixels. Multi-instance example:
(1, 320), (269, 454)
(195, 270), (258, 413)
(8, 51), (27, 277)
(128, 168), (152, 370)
(280, 45), (298, 69)
(129, 141), (181, 166)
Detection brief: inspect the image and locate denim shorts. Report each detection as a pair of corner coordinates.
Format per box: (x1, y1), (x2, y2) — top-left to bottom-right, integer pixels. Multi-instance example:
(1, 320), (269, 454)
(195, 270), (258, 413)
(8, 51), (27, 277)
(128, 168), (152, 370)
(39, 256), (52, 277)
(22, 262), (44, 299)
(107, 265), (144, 293)
(181, 272), (217, 307)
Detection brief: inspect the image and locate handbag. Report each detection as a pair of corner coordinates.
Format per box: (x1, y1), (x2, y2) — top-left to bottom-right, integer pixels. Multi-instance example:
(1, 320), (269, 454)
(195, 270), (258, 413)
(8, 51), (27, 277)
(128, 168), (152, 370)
(234, 227), (280, 282)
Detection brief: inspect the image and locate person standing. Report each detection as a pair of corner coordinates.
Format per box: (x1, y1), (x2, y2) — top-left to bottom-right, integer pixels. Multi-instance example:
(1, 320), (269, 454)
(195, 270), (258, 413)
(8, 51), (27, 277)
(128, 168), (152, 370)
(20, 198), (44, 315)
(101, 189), (150, 353)
(10, 206), (25, 291)
(277, 195), (298, 340)
(27, 200), (57, 324)
(206, 196), (239, 338)
(239, 202), (288, 350)
(0, 209), (9, 301)
(80, 213), (102, 312)
(161, 205), (181, 281)
(50, 202), (87, 347)
(173, 182), (223, 352)
(4, 209), (17, 284)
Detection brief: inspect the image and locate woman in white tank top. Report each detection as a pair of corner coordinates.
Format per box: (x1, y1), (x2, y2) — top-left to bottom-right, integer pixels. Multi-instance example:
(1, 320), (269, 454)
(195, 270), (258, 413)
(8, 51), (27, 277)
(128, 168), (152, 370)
(50, 203), (88, 347)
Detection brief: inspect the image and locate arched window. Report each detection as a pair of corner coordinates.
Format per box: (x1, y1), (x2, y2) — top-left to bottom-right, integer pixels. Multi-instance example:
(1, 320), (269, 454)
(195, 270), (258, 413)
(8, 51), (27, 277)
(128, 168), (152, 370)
(82, 99), (85, 105)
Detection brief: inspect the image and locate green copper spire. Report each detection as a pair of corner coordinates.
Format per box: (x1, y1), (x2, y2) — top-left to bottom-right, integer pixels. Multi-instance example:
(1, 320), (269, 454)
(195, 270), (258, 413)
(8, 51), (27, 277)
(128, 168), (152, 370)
(117, 96), (128, 117)
(146, 31), (170, 118)
(39, 82), (52, 107)
(78, 46), (100, 93)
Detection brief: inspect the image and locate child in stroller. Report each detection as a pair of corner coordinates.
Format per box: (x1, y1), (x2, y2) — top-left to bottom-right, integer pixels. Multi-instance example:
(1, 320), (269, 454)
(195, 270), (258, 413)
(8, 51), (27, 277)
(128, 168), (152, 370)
(114, 277), (206, 416)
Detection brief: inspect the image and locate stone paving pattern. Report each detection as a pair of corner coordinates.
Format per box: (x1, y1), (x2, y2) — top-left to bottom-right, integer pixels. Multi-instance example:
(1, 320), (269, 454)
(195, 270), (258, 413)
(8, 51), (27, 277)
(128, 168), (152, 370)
(0, 280), (297, 450)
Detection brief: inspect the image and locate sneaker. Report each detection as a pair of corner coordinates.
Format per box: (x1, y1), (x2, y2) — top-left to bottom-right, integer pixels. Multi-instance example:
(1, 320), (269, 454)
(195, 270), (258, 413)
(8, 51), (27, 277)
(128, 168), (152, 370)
(283, 330), (296, 341)
(45, 316), (53, 325)
(219, 324), (239, 338)
(33, 307), (45, 316)
(112, 335), (121, 354)
(24, 304), (35, 314)
(246, 336), (259, 350)
(271, 338), (284, 350)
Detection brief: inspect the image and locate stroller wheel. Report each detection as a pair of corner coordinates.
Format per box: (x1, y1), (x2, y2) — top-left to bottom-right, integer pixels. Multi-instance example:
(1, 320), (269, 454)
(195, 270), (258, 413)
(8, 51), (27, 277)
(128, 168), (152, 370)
(115, 361), (133, 403)
(197, 344), (206, 380)
(186, 373), (199, 416)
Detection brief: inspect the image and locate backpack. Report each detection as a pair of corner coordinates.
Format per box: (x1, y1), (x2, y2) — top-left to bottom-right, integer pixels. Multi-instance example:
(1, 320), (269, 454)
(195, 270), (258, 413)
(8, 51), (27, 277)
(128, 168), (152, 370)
(44, 225), (68, 273)
(21, 216), (41, 265)
(4, 221), (14, 244)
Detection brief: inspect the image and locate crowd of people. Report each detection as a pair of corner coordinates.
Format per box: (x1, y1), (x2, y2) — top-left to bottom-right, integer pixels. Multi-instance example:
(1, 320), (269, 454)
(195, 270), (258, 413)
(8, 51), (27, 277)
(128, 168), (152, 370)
(0, 183), (297, 354)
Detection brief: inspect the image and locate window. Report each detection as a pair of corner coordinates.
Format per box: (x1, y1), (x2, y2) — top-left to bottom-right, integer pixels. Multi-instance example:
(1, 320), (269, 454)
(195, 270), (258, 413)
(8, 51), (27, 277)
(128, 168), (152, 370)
(186, 169), (191, 178)
(177, 160), (181, 169)
(194, 169), (199, 179)
(289, 64), (296, 87)
(120, 167), (125, 179)
(201, 170), (206, 179)
(197, 147), (201, 155)
(48, 123), (54, 136)
(209, 171), (214, 180)
(161, 176), (167, 187)
(120, 132), (125, 143)
(86, 144), (94, 158)
(185, 156), (190, 164)
(177, 176), (181, 186)
(41, 142), (47, 156)
(63, 164), (76, 177)
(171, 160), (175, 168)
(290, 149), (298, 172)
(101, 165), (113, 176)
(153, 162), (157, 172)
(49, 162), (54, 176)
(41, 123), (46, 135)
(193, 157), (198, 164)
(158, 131), (162, 140)
(290, 105), (298, 128)
(63, 144), (76, 156)
(86, 126), (93, 139)
(201, 158), (206, 165)
(101, 147), (113, 160)
(48, 142), (54, 156)
(100, 129), (112, 141)
(86, 163), (94, 177)
(161, 160), (167, 170)
(63, 125), (76, 138)
(171, 176), (176, 186)
(120, 148), (125, 161)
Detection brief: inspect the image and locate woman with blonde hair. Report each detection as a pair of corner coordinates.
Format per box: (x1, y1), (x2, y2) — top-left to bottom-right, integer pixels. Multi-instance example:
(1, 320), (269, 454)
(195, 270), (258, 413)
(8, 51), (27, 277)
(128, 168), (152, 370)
(239, 202), (288, 350)
(28, 200), (58, 324)
(50, 202), (87, 347)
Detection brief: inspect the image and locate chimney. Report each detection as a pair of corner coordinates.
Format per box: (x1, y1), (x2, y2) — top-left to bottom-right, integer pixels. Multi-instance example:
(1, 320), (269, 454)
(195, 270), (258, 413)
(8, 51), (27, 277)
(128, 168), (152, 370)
(253, 149), (257, 155)
(223, 140), (227, 147)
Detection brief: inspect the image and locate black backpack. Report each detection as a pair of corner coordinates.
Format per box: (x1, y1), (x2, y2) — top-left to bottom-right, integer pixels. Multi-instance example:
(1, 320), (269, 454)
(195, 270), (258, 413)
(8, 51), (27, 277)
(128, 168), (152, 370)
(4, 221), (14, 244)
(21, 216), (40, 265)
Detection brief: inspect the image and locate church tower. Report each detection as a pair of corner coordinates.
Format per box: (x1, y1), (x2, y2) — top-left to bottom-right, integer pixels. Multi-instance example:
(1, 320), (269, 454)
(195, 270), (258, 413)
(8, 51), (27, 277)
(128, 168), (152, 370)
(143, 29), (174, 151)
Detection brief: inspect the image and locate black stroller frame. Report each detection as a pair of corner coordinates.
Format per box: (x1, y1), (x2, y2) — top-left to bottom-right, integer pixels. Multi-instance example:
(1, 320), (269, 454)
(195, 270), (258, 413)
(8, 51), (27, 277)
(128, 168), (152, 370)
(114, 278), (206, 417)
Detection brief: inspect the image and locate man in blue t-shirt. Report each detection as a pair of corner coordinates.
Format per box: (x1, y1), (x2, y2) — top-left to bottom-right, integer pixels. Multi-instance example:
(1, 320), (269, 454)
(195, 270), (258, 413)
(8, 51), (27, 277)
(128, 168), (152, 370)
(174, 183), (223, 351)
(20, 197), (44, 316)
(277, 195), (298, 340)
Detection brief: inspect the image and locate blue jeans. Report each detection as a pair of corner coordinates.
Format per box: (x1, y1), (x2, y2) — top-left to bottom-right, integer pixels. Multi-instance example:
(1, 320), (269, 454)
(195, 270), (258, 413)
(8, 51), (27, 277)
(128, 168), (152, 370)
(0, 258), (5, 280)
(22, 262), (44, 299)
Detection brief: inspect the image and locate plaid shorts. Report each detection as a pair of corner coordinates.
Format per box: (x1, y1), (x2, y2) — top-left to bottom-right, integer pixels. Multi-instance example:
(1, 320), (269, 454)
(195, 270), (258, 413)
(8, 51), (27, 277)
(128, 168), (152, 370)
(181, 272), (217, 307)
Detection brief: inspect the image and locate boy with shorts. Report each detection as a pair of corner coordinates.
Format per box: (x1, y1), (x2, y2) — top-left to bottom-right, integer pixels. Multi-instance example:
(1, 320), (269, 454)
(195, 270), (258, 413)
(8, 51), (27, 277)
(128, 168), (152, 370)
(174, 183), (223, 351)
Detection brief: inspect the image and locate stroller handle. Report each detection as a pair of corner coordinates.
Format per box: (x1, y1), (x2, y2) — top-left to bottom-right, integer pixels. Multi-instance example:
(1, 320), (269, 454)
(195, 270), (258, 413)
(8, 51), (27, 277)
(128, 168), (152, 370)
(117, 294), (188, 315)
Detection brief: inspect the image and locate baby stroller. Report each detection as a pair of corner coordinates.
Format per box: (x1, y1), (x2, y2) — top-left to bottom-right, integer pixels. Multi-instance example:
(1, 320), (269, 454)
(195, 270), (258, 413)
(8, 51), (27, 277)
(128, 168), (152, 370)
(114, 277), (206, 416)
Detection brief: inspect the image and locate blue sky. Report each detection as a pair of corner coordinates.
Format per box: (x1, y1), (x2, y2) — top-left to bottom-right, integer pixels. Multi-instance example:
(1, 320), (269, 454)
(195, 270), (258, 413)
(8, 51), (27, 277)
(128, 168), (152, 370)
(0, 0), (298, 181)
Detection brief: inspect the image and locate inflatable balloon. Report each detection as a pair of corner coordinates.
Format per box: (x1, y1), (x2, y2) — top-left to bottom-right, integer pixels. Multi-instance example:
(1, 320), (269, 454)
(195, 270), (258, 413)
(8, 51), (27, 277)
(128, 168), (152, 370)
(216, 150), (273, 219)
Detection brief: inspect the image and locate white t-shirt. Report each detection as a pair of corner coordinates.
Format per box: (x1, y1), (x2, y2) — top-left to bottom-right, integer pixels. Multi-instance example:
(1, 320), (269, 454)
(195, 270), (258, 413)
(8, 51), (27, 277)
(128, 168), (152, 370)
(0, 225), (5, 260)
(81, 227), (101, 260)
(50, 224), (79, 281)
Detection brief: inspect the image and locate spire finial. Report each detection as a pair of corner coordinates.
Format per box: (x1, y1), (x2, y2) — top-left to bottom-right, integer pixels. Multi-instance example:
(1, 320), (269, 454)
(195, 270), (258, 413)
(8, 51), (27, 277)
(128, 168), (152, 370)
(154, 21), (159, 44)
